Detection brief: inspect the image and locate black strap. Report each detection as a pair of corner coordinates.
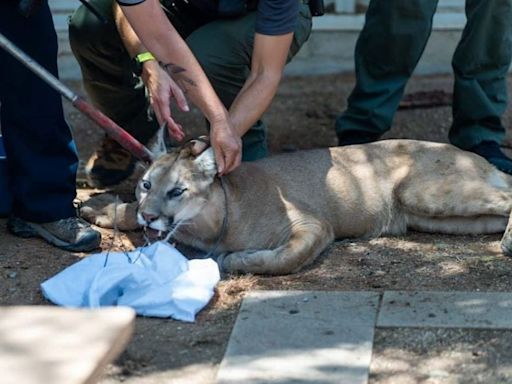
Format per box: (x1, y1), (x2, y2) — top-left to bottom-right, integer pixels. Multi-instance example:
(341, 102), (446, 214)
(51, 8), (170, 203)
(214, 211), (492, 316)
(205, 176), (228, 259)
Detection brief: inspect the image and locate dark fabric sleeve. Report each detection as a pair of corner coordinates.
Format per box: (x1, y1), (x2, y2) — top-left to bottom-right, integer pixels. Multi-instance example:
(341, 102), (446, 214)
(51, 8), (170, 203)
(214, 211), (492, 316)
(116, 0), (146, 5)
(256, 0), (299, 36)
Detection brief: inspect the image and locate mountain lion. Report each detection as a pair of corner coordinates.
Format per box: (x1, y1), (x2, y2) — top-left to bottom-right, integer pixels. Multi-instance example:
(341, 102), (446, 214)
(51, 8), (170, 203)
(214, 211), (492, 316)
(81, 138), (512, 275)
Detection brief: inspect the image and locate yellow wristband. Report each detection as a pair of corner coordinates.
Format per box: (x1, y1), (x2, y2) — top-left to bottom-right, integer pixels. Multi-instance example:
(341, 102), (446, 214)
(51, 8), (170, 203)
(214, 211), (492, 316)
(135, 52), (155, 64)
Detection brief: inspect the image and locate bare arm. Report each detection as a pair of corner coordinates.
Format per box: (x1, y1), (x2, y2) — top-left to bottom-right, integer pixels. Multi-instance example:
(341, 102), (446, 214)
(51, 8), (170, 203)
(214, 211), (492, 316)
(118, 0), (241, 174)
(114, 3), (187, 140)
(229, 32), (293, 137)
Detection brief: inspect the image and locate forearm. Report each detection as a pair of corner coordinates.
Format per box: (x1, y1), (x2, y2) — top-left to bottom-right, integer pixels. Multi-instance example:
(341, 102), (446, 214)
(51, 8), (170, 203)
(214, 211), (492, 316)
(229, 72), (282, 137)
(118, 0), (228, 124)
(230, 32), (293, 137)
(113, 3), (146, 57)
(114, 4), (170, 100)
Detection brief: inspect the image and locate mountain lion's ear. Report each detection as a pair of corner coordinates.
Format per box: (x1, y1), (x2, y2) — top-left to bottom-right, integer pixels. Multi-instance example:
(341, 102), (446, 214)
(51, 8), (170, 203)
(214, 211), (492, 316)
(180, 136), (209, 157)
(193, 147), (217, 177)
(188, 138), (209, 157)
(150, 124), (172, 159)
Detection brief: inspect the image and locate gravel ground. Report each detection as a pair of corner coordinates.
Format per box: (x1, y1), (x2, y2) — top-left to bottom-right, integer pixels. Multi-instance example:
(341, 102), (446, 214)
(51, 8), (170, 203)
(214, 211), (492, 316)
(2, 73), (512, 383)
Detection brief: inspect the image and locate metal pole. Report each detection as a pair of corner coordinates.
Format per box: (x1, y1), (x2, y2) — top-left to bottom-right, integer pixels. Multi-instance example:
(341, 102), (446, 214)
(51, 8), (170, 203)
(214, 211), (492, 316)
(0, 32), (154, 164)
(0, 32), (77, 102)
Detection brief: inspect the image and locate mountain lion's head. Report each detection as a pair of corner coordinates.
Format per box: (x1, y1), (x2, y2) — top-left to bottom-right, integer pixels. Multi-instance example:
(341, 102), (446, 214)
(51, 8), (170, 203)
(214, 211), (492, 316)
(136, 140), (218, 235)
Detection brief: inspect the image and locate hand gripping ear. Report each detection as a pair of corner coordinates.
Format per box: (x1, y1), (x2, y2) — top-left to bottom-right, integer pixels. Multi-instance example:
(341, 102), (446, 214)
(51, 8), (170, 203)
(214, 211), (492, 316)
(193, 147), (218, 177)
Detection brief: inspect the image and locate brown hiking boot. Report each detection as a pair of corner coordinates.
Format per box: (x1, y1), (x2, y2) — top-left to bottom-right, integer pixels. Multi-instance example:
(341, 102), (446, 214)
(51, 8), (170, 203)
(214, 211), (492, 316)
(85, 136), (136, 188)
(8, 216), (101, 252)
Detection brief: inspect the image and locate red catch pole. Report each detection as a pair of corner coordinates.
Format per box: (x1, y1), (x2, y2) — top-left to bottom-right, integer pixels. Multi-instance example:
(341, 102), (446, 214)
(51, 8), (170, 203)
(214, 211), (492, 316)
(0, 32), (154, 164)
(73, 98), (154, 163)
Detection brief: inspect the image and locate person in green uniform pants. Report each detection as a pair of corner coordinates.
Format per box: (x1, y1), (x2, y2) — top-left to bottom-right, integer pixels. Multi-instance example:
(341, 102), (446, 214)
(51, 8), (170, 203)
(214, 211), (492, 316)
(335, 0), (512, 174)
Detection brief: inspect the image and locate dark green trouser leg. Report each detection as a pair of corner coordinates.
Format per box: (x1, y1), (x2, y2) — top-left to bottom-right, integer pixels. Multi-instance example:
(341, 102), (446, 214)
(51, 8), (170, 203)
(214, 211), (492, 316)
(69, 0), (159, 144)
(336, 0), (438, 144)
(186, 5), (312, 161)
(449, 0), (512, 150)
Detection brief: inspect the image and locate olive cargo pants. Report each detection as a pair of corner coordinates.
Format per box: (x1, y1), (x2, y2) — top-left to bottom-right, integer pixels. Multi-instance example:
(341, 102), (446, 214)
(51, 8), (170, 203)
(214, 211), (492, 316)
(0, 1), (78, 222)
(336, 0), (512, 150)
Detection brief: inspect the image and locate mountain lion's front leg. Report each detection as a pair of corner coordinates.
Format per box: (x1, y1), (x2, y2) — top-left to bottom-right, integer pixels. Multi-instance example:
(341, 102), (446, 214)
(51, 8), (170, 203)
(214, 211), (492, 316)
(80, 193), (140, 231)
(219, 217), (334, 275)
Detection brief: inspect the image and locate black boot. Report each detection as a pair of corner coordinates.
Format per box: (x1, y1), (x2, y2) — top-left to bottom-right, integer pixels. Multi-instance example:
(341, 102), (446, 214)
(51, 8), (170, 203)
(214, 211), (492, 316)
(469, 141), (512, 175)
(337, 130), (382, 146)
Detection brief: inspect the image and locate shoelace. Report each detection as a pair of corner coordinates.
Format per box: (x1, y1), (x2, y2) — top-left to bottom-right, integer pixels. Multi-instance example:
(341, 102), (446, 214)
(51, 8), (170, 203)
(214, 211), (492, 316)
(56, 217), (88, 231)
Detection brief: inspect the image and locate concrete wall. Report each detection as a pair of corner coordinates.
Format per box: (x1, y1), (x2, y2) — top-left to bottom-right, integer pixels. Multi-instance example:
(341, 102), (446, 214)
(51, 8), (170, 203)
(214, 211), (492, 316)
(284, 12), (467, 76)
(50, 0), (79, 80)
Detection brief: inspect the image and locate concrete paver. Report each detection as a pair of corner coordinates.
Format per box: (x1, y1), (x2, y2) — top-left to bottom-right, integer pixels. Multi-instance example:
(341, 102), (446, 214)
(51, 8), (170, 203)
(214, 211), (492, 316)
(216, 290), (380, 384)
(378, 291), (512, 329)
(0, 306), (135, 384)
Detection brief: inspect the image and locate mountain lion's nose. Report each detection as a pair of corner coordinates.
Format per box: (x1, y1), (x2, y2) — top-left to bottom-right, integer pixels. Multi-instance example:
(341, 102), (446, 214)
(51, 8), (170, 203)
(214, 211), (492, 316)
(141, 212), (157, 223)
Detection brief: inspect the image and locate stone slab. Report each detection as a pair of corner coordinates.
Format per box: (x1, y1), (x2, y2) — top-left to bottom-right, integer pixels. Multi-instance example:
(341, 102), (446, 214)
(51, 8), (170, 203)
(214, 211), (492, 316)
(217, 290), (379, 384)
(378, 291), (512, 329)
(0, 306), (135, 384)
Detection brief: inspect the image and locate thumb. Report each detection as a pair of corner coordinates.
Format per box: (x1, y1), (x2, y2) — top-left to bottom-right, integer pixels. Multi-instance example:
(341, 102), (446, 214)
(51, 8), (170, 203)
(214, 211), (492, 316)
(214, 149), (225, 175)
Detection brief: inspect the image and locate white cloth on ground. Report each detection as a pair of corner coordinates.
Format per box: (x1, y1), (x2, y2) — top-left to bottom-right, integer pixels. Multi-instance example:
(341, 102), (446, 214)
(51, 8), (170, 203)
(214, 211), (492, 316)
(41, 241), (220, 322)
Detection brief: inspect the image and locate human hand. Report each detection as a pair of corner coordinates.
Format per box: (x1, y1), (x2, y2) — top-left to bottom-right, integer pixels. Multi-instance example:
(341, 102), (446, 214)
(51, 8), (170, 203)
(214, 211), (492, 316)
(209, 117), (242, 175)
(141, 61), (188, 141)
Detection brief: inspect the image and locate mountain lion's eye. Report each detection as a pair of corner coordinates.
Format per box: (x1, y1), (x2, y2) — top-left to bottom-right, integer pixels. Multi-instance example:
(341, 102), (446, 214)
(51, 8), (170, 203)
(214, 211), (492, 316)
(141, 180), (151, 191)
(167, 188), (186, 199)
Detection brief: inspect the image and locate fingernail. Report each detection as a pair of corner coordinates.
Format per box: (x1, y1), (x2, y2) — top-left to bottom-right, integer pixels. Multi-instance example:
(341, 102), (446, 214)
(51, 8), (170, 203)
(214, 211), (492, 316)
(184, 105), (190, 112)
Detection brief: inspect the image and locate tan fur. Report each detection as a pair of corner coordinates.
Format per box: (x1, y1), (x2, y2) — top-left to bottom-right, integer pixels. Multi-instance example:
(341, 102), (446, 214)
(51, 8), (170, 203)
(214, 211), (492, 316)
(81, 139), (512, 275)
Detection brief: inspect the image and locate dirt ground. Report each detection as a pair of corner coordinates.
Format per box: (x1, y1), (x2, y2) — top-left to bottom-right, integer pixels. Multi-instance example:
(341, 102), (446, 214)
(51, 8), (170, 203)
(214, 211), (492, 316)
(3, 73), (512, 383)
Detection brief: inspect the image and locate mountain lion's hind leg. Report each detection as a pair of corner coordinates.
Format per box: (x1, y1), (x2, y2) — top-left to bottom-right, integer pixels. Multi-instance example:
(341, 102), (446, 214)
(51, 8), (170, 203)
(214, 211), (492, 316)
(398, 176), (512, 234)
(219, 217), (334, 275)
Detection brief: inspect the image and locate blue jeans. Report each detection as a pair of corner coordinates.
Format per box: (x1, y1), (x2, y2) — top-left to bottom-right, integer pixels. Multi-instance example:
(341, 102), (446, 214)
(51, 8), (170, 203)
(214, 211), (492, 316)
(0, 1), (78, 222)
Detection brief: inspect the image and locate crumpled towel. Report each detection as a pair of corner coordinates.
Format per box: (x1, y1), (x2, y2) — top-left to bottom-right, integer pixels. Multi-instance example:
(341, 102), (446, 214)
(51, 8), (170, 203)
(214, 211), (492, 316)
(41, 241), (220, 322)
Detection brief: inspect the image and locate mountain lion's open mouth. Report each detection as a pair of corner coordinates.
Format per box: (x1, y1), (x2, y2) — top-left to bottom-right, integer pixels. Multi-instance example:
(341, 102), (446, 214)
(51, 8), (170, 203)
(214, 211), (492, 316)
(143, 226), (171, 242)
